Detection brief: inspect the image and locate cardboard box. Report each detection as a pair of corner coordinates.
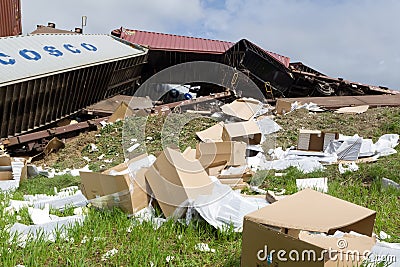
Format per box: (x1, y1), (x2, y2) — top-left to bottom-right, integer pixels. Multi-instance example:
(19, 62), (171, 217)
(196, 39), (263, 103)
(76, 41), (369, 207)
(298, 129), (339, 151)
(0, 155), (27, 181)
(0, 155), (13, 180)
(241, 188), (376, 266)
(224, 120), (262, 145)
(196, 141), (246, 170)
(221, 98), (263, 120)
(145, 147), (214, 218)
(80, 155), (151, 215)
(276, 99), (296, 115)
(196, 121), (262, 145)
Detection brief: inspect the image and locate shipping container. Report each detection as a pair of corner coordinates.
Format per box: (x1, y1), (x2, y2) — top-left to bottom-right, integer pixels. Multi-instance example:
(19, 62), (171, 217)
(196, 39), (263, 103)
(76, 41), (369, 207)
(0, 34), (148, 138)
(0, 0), (22, 37)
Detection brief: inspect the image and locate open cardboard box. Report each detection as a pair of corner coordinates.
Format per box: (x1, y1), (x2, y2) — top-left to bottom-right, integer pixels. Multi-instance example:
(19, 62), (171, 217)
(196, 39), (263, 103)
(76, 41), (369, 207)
(80, 154), (151, 215)
(298, 129), (339, 152)
(241, 188), (377, 266)
(145, 147), (214, 218)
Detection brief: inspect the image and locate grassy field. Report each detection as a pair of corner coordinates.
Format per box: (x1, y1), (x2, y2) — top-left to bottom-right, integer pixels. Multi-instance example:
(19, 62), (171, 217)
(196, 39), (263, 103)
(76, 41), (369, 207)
(1, 107), (399, 266)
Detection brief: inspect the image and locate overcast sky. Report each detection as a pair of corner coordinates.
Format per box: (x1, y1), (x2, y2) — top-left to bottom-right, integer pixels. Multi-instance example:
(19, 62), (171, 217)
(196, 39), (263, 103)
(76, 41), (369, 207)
(21, 0), (400, 90)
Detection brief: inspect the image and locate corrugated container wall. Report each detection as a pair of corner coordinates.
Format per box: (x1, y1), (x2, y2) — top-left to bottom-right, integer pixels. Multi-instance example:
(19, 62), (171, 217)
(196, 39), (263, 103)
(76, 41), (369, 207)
(0, 0), (22, 37)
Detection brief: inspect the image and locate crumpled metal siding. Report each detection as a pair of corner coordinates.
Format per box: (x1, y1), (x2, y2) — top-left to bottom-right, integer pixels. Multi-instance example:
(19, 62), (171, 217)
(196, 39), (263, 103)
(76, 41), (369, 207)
(0, 34), (148, 138)
(0, 0), (22, 37)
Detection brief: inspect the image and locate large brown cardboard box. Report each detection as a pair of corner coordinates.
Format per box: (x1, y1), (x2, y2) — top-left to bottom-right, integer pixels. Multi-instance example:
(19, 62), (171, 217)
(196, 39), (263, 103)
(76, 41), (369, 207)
(80, 155), (151, 215)
(241, 188), (376, 266)
(196, 141), (246, 170)
(145, 147), (214, 218)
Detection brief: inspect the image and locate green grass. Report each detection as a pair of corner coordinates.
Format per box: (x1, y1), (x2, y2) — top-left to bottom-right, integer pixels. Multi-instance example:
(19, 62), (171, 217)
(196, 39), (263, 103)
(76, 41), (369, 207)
(1, 107), (399, 266)
(0, 202), (241, 266)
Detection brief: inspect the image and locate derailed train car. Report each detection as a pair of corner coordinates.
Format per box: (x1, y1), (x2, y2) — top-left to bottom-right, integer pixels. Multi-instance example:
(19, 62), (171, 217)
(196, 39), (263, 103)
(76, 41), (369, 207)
(0, 34), (148, 138)
(0, 0), (22, 37)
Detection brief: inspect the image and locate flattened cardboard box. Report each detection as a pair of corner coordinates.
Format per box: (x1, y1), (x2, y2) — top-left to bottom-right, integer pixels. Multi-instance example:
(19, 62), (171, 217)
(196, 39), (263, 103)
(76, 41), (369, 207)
(80, 155), (150, 215)
(145, 147), (214, 218)
(241, 188), (376, 266)
(221, 98), (262, 120)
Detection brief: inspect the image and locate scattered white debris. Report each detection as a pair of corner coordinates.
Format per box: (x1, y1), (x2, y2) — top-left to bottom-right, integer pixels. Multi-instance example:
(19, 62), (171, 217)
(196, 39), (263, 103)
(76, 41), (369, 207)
(146, 136), (153, 141)
(99, 121), (109, 128)
(101, 248), (118, 261)
(382, 177), (400, 190)
(9, 215), (85, 246)
(127, 143), (140, 153)
(89, 143), (98, 152)
(165, 255), (174, 263)
(195, 243), (216, 253)
(104, 159), (113, 163)
(192, 180), (268, 232)
(129, 206), (166, 231)
(379, 231), (391, 240)
(296, 178), (328, 193)
(338, 162), (359, 174)
(82, 156), (91, 162)
(97, 154), (105, 160)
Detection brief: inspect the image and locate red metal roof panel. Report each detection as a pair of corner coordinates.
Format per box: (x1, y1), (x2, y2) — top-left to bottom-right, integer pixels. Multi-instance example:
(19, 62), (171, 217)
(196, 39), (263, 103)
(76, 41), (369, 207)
(118, 28), (290, 67)
(120, 28), (234, 54)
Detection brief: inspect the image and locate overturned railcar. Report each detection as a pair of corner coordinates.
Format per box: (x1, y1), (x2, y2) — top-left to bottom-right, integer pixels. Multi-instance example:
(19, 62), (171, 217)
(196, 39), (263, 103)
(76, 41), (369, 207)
(0, 34), (148, 138)
(0, 0), (22, 37)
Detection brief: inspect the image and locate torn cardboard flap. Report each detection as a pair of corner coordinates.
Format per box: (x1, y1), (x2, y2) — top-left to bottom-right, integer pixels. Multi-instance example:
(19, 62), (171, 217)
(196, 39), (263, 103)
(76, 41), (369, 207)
(335, 105), (369, 114)
(196, 122), (227, 143)
(182, 147), (197, 161)
(245, 188), (376, 236)
(108, 101), (133, 123)
(221, 98), (263, 120)
(145, 147), (214, 218)
(196, 141), (246, 170)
